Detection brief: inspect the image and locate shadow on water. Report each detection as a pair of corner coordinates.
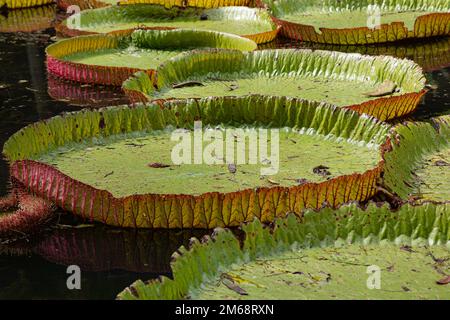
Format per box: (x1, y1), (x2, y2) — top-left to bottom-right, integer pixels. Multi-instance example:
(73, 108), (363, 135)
(0, 7), (449, 299)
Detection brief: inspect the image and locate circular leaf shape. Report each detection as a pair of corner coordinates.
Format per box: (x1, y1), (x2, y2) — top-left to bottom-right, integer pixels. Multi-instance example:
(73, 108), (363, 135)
(258, 0), (450, 44)
(46, 28), (257, 86)
(3, 96), (390, 229)
(56, 4), (279, 44)
(124, 49), (427, 121)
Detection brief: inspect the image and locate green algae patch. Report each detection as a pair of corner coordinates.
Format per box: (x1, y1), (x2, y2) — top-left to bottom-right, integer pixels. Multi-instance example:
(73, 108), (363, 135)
(62, 47), (182, 70)
(57, 5), (278, 44)
(281, 10), (429, 32)
(117, 202), (450, 299)
(36, 127), (381, 197)
(383, 115), (450, 203)
(193, 244), (450, 300)
(152, 76), (390, 107)
(413, 147), (450, 203)
(3, 96), (390, 228)
(123, 49), (426, 121)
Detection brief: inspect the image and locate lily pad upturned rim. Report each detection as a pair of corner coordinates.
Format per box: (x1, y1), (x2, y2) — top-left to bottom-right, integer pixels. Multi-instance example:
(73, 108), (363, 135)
(118, 0), (253, 9)
(260, 37), (450, 73)
(256, 0), (450, 45)
(3, 95), (390, 229)
(117, 201), (450, 299)
(56, 0), (112, 10)
(45, 29), (257, 86)
(55, 4), (280, 44)
(123, 48), (427, 121)
(383, 115), (450, 202)
(0, 0), (54, 9)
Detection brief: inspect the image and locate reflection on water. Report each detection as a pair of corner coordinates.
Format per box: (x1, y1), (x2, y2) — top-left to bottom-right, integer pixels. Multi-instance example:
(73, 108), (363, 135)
(0, 5), (56, 33)
(0, 8), (449, 298)
(0, 224), (206, 299)
(47, 75), (130, 107)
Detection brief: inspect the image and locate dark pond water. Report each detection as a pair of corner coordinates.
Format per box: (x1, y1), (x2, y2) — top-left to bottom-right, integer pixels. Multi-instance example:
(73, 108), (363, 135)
(0, 6), (449, 299)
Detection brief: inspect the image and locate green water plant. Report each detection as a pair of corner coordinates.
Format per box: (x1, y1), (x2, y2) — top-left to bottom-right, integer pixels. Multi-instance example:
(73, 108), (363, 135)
(56, 4), (279, 44)
(123, 49), (427, 121)
(257, 0), (450, 44)
(117, 201), (450, 299)
(3, 96), (390, 229)
(384, 115), (450, 203)
(46, 28), (257, 86)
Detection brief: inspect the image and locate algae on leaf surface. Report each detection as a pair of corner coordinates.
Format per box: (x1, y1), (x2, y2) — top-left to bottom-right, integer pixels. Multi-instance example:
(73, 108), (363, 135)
(194, 244), (450, 299)
(384, 115), (450, 203)
(35, 126), (381, 197)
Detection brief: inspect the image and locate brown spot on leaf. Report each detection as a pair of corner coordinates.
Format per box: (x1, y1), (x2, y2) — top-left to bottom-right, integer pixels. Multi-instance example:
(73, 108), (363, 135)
(148, 163), (171, 168)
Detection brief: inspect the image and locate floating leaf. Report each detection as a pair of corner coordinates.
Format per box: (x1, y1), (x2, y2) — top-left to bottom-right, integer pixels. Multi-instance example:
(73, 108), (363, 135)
(3, 95), (390, 229)
(124, 49), (426, 121)
(46, 29), (256, 86)
(117, 202), (450, 300)
(258, 0), (450, 44)
(56, 4), (278, 44)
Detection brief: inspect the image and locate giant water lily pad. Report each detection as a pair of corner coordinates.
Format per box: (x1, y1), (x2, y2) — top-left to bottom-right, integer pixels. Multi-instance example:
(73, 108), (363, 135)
(258, 0), (450, 44)
(3, 96), (390, 228)
(117, 202), (450, 299)
(261, 37), (450, 73)
(56, 4), (279, 44)
(0, 5), (56, 33)
(57, 0), (253, 10)
(0, 0), (54, 9)
(123, 49), (426, 121)
(46, 29), (257, 86)
(384, 115), (450, 203)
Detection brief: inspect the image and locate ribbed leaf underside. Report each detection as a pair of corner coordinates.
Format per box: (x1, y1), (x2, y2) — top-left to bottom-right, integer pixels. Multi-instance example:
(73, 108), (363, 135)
(123, 49), (426, 121)
(384, 115), (450, 202)
(119, 0), (252, 8)
(56, 5), (279, 44)
(56, 0), (113, 10)
(3, 96), (389, 228)
(0, 0), (54, 9)
(117, 202), (450, 299)
(258, 0), (450, 44)
(0, 5), (56, 33)
(260, 37), (450, 73)
(46, 29), (256, 86)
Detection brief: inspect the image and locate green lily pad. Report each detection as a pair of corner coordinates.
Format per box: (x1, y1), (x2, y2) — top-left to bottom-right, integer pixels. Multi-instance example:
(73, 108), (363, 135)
(123, 49), (426, 121)
(384, 115), (450, 203)
(3, 96), (390, 228)
(57, 4), (279, 44)
(35, 125), (381, 197)
(259, 0), (450, 44)
(46, 29), (256, 85)
(117, 201), (450, 299)
(260, 37), (450, 73)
